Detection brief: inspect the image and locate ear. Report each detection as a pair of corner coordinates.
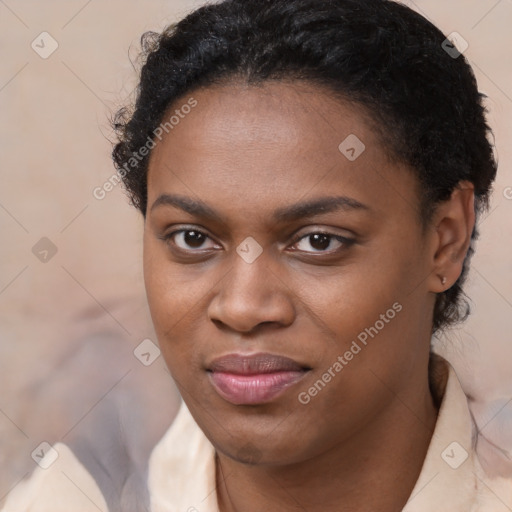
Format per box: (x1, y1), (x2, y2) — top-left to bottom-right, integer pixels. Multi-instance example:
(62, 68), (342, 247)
(426, 181), (476, 293)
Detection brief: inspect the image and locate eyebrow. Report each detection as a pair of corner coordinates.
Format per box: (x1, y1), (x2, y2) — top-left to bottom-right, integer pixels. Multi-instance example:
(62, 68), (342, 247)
(150, 193), (370, 223)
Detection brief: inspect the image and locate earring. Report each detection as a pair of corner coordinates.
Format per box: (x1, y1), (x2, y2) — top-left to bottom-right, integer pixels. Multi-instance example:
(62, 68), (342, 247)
(441, 276), (447, 285)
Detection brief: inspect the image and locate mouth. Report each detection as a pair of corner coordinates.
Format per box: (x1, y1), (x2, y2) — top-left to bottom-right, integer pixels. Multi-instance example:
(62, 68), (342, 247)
(207, 352), (311, 405)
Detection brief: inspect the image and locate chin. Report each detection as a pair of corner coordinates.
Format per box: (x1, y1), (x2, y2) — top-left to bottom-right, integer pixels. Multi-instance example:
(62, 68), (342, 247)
(214, 428), (309, 467)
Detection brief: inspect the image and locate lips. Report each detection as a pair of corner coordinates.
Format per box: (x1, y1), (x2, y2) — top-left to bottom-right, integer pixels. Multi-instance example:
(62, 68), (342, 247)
(207, 353), (310, 405)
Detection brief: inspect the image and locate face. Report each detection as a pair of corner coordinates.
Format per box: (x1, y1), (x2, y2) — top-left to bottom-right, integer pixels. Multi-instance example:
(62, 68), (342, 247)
(143, 81), (437, 465)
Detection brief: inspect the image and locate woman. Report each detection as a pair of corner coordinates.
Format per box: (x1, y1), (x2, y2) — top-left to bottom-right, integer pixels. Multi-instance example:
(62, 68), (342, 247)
(3, 0), (510, 510)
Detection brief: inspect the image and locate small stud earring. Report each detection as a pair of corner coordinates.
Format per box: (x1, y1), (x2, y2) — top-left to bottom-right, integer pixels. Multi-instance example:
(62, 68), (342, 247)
(441, 276), (447, 285)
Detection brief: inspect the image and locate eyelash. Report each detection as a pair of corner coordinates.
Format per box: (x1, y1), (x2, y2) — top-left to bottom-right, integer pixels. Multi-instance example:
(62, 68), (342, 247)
(160, 226), (354, 256)
(288, 231), (354, 254)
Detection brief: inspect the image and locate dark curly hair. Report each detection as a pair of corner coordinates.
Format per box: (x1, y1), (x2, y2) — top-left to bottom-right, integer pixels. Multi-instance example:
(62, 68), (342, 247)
(112, 0), (497, 333)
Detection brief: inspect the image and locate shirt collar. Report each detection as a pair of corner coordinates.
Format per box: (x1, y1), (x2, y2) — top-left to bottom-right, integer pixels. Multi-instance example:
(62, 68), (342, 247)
(403, 354), (478, 511)
(148, 399), (218, 512)
(148, 356), (479, 512)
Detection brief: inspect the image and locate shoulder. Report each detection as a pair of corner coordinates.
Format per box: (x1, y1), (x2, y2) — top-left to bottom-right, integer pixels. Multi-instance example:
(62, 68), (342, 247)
(1, 443), (108, 512)
(471, 397), (512, 510)
(148, 401), (218, 512)
(404, 355), (512, 511)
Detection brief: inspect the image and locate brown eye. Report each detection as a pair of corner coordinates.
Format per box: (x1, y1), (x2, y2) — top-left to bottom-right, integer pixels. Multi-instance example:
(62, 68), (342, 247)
(182, 230), (207, 248)
(291, 232), (353, 254)
(165, 228), (218, 251)
(306, 233), (332, 251)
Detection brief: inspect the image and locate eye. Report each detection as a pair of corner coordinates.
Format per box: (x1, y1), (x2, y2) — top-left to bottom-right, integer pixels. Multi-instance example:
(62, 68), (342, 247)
(290, 231), (354, 254)
(164, 228), (219, 252)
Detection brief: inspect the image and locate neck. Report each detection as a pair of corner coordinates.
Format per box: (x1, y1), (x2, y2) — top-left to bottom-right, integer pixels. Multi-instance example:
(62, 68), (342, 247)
(216, 376), (438, 512)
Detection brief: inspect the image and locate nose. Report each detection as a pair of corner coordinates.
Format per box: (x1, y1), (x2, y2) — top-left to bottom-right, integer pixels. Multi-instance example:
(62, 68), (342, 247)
(207, 252), (295, 334)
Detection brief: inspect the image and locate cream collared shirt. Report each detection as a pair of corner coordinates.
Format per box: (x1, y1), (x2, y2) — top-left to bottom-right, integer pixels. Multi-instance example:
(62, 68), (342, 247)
(3, 359), (512, 512)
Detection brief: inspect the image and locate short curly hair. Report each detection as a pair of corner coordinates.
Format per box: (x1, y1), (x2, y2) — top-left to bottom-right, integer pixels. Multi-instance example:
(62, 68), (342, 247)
(112, 0), (497, 333)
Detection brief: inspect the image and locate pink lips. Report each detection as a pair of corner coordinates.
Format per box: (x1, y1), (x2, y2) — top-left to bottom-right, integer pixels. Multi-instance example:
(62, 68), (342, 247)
(207, 353), (309, 405)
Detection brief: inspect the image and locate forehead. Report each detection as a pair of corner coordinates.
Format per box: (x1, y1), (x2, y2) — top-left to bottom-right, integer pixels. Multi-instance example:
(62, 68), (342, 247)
(150, 80), (381, 165)
(146, 81), (418, 224)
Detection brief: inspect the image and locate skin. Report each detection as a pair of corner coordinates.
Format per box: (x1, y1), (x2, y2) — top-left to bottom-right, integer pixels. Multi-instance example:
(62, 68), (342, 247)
(143, 81), (475, 511)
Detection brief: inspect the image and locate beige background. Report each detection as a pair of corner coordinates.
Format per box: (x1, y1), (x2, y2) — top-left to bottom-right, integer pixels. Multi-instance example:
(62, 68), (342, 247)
(0, 0), (511, 502)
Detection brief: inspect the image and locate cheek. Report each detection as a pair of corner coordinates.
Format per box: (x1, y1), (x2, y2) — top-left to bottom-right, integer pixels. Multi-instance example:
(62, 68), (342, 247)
(300, 257), (405, 335)
(143, 238), (185, 347)
(142, 237), (214, 369)
(143, 235), (196, 320)
(143, 239), (169, 325)
(299, 240), (425, 373)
